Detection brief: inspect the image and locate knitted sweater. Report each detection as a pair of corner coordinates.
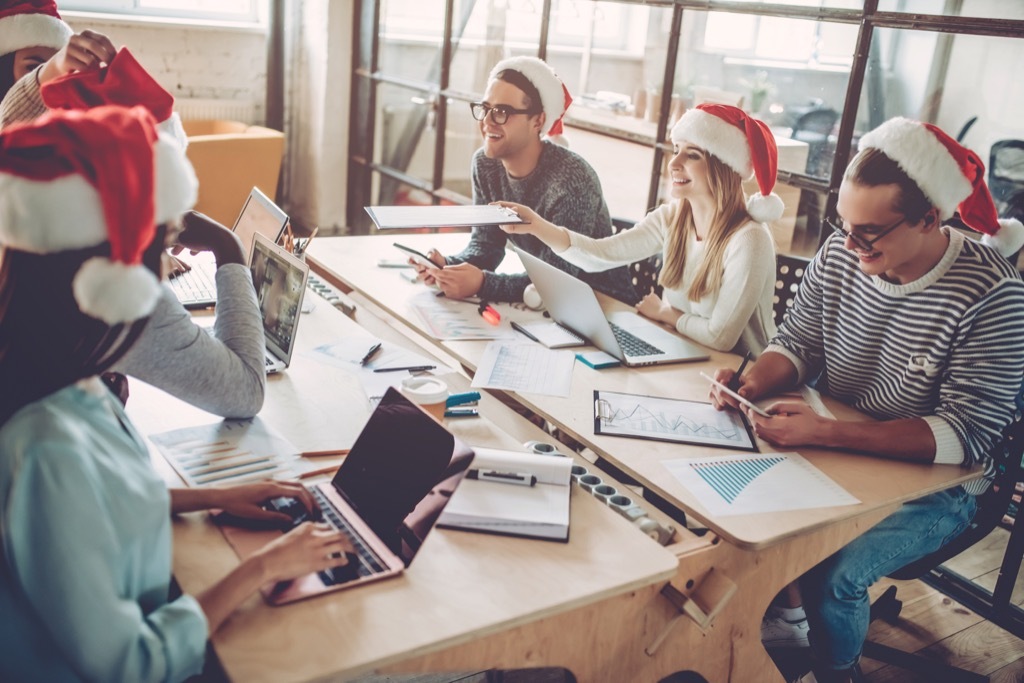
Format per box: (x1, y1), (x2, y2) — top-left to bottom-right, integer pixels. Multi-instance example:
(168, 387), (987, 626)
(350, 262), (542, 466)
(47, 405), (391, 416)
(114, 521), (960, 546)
(0, 66), (47, 129)
(767, 229), (1024, 494)
(448, 142), (636, 304)
(560, 203), (777, 355)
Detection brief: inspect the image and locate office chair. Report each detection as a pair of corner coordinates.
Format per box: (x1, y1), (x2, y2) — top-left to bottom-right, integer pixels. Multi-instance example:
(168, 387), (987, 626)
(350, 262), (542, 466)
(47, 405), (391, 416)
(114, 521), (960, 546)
(859, 398), (1024, 683)
(773, 255), (809, 327)
(791, 108), (839, 177)
(611, 217), (664, 300)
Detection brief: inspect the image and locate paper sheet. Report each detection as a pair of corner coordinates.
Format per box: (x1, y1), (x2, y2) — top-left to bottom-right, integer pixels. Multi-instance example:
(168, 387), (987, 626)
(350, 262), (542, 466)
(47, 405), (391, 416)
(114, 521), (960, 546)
(662, 452), (860, 516)
(409, 291), (516, 341)
(471, 340), (575, 397)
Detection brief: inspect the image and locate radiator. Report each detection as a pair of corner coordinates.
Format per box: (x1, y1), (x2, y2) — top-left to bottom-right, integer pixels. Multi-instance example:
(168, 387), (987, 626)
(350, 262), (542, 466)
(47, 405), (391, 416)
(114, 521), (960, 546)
(176, 98), (261, 125)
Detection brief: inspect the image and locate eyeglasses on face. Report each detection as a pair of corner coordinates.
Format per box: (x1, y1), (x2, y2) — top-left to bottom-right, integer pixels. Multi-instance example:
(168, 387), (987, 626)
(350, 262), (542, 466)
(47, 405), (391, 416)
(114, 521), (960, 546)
(469, 102), (537, 125)
(827, 215), (907, 252)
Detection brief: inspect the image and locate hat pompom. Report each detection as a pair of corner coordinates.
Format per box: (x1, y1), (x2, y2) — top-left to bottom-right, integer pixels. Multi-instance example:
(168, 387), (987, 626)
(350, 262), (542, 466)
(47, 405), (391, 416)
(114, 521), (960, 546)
(747, 192), (784, 223)
(981, 218), (1024, 258)
(73, 257), (162, 324)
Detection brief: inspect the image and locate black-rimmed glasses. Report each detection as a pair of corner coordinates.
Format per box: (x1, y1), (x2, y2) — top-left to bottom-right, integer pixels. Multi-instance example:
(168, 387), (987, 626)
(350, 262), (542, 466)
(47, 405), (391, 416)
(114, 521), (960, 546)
(827, 215), (907, 252)
(469, 102), (538, 125)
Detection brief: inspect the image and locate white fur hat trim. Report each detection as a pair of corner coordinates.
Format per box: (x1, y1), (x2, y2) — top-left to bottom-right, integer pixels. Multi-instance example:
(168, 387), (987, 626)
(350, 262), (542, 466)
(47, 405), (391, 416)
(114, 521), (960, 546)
(489, 56), (566, 136)
(0, 13), (72, 56)
(858, 117), (972, 220)
(158, 112), (189, 151)
(982, 218), (1024, 257)
(73, 257), (162, 324)
(0, 174), (106, 253)
(747, 192), (785, 223)
(670, 109), (752, 179)
(153, 132), (198, 224)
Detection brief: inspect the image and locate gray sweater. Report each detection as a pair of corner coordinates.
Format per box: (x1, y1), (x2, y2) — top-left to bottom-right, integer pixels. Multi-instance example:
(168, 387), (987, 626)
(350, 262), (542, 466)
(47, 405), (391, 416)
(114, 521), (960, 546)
(447, 142), (637, 304)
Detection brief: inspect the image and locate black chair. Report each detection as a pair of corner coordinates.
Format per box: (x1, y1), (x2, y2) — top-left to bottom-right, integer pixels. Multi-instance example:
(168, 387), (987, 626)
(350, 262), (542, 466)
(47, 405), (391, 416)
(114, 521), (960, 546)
(773, 255), (809, 328)
(792, 107), (839, 177)
(859, 397), (1024, 682)
(989, 140), (1024, 223)
(611, 217), (663, 299)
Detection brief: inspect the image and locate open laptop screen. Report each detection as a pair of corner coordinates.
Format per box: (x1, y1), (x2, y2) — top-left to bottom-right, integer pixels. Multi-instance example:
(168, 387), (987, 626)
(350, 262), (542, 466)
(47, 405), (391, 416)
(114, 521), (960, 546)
(234, 187), (288, 259)
(250, 234), (307, 361)
(332, 387), (475, 566)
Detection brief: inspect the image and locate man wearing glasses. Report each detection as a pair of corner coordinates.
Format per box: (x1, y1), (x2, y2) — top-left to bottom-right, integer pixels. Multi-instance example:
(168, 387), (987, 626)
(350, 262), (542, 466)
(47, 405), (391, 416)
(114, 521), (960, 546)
(710, 117), (1024, 683)
(412, 56), (635, 304)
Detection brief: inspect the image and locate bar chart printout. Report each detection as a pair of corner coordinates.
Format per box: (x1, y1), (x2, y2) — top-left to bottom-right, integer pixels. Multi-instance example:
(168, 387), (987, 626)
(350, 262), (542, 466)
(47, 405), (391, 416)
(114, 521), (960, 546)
(662, 453), (861, 516)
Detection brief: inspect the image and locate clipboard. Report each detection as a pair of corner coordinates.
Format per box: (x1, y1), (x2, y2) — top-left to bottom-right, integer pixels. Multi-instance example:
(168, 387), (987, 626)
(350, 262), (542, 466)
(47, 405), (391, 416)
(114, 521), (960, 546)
(365, 204), (527, 230)
(593, 390), (757, 451)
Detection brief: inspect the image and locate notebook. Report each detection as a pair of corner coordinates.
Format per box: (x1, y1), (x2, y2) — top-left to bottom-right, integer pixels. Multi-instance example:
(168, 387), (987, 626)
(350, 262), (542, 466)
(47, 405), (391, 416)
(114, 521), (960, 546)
(512, 245), (709, 367)
(438, 448), (573, 542)
(220, 387), (475, 605)
(169, 187), (289, 308)
(249, 233), (308, 374)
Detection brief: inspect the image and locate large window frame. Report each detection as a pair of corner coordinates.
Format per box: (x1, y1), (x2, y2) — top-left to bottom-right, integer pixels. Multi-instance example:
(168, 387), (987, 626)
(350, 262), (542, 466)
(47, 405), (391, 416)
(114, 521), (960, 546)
(60, 0), (263, 24)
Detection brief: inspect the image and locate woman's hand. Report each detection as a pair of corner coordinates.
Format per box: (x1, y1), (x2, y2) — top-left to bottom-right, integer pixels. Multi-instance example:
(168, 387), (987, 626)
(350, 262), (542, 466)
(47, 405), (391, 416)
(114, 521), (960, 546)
(253, 522), (356, 584)
(38, 30), (116, 84)
(214, 481), (317, 524)
(492, 201), (544, 235)
(636, 292), (680, 327)
(743, 401), (831, 448)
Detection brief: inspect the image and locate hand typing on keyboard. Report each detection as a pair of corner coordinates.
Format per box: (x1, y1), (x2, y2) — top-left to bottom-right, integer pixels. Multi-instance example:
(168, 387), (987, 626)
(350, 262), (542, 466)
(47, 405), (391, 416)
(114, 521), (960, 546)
(210, 481), (321, 529)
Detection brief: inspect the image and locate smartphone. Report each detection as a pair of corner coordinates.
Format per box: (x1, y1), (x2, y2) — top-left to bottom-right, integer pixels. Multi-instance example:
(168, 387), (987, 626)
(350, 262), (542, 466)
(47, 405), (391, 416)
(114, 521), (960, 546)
(698, 371), (771, 418)
(393, 242), (439, 269)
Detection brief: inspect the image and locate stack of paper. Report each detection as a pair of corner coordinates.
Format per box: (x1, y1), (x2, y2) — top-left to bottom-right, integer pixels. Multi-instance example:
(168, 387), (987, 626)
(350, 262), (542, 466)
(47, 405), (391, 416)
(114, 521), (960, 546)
(438, 448), (573, 542)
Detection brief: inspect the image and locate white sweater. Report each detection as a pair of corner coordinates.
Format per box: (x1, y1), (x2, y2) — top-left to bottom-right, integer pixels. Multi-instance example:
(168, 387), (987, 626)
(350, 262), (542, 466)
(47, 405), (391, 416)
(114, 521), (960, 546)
(559, 203), (777, 355)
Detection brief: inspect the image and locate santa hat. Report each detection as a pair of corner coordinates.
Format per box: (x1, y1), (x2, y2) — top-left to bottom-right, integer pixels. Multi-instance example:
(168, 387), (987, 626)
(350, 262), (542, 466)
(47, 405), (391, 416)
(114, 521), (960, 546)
(0, 105), (198, 324)
(40, 47), (188, 149)
(859, 117), (1024, 257)
(670, 103), (784, 223)
(489, 56), (573, 137)
(0, 0), (73, 56)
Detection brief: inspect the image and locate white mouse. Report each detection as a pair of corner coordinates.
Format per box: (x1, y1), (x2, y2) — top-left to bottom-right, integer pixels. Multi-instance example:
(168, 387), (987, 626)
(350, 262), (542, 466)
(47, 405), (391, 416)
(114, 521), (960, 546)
(522, 283), (543, 310)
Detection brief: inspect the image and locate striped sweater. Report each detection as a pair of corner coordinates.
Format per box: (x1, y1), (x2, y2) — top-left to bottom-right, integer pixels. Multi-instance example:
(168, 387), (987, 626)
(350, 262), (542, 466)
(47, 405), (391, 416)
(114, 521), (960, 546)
(767, 228), (1024, 494)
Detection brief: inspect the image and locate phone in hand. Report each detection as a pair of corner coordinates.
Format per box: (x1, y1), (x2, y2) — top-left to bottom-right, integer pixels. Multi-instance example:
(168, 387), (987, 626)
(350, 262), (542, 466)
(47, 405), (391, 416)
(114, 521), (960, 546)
(699, 371), (771, 418)
(393, 242), (439, 269)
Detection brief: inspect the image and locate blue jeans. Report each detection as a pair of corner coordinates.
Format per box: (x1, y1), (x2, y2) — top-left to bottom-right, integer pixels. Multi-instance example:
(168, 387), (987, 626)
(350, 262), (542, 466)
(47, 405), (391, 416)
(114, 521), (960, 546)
(799, 486), (977, 671)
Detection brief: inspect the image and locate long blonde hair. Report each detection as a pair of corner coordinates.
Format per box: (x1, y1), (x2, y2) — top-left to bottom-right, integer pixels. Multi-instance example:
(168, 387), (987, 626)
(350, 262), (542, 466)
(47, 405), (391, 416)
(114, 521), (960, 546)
(659, 152), (750, 301)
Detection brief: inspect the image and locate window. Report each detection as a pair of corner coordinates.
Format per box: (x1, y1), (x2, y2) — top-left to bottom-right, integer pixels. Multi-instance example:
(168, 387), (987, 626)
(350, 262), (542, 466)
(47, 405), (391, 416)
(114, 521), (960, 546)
(59, 0), (262, 23)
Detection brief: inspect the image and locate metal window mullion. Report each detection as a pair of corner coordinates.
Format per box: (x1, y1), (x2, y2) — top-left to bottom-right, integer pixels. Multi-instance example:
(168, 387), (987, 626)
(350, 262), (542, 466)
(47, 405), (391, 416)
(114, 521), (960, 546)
(647, 5), (684, 214)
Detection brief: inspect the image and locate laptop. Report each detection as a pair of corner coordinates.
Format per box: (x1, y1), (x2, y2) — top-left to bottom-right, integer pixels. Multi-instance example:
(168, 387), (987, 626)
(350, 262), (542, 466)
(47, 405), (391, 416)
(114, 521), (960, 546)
(169, 187), (289, 308)
(249, 232), (309, 374)
(220, 387), (475, 605)
(512, 245), (709, 367)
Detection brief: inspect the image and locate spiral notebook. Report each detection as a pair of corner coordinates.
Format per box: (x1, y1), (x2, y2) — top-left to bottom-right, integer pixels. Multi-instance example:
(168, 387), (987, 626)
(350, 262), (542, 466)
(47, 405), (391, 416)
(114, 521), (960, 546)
(512, 320), (585, 349)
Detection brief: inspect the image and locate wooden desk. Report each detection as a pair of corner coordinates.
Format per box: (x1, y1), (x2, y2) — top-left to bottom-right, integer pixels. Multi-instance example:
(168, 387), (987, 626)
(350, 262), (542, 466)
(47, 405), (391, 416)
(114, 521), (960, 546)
(129, 290), (680, 682)
(305, 233), (984, 682)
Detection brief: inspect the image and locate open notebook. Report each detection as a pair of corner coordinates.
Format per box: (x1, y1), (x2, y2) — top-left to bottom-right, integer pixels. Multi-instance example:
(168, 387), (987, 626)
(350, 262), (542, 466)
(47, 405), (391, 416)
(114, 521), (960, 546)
(438, 448), (573, 542)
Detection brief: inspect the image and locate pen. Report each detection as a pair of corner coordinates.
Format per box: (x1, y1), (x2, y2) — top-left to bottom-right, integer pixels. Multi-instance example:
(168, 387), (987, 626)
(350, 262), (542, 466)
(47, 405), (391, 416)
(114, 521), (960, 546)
(444, 408), (479, 418)
(373, 365), (436, 373)
(510, 320), (539, 342)
(446, 391), (481, 408)
(467, 469), (536, 486)
(300, 449), (350, 458)
(478, 301), (501, 325)
(727, 351), (753, 391)
(359, 342), (382, 366)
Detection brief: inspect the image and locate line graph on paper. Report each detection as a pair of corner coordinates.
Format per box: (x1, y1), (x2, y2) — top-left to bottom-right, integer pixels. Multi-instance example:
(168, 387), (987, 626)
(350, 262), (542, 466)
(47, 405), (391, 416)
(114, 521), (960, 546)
(594, 390), (756, 450)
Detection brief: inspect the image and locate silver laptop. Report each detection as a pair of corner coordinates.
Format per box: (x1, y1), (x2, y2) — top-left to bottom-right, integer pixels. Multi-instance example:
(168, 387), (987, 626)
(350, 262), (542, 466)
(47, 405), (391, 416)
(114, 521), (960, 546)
(249, 232), (308, 374)
(513, 245), (708, 367)
(169, 187), (289, 309)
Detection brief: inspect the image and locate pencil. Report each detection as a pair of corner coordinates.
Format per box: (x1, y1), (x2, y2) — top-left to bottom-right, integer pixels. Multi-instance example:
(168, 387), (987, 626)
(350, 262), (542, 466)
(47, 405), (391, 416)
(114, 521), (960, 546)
(300, 449), (350, 458)
(298, 464), (340, 479)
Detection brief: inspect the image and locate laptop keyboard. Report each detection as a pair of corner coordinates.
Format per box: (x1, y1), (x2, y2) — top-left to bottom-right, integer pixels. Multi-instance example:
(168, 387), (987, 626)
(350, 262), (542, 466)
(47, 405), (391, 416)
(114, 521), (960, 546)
(311, 487), (389, 585)
(169, 263), (217, 304)
(609, 322), (663, 357)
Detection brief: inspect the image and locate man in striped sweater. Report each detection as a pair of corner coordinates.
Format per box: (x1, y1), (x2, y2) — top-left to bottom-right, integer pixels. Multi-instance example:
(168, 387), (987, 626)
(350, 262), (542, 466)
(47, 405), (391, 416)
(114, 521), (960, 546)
(711, 118), (1024, 683)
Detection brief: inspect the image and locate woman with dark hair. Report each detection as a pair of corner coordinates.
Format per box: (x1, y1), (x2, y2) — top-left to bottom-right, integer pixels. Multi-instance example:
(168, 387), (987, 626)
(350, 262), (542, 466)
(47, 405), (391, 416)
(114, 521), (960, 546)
(0, 106), (353, 682)
(498, 103), (781, 355)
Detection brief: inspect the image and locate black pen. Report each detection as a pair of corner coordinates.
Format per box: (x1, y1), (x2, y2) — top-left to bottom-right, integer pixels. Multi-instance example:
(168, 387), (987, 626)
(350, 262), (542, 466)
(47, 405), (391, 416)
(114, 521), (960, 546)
(467, 469), (537, 487)
(510, 320), (540, 342)
(373, 365), (436, 373)
(359, 342), (382, 366)
(727, 351), (753, 391)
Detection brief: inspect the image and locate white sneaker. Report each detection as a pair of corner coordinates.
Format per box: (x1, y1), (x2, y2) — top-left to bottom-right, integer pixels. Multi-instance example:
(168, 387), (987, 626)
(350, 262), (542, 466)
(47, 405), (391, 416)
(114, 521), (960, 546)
(761, 613), (810, 648)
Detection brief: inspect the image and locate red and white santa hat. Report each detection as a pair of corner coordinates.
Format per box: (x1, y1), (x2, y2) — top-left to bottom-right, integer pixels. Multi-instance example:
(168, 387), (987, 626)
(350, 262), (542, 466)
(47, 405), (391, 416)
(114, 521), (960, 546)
(670, 103), (784, 223)
(0, 0), (73, 56)
(40, 46), (187, 149)
(859, 117), (1024, 257)
(0, 105), (198, 324)
(489, 56), (573, 138)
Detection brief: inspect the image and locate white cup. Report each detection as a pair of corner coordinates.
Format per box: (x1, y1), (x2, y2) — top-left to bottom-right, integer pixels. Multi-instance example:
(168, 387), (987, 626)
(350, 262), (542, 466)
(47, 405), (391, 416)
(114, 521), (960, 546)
(400, 376), (448, 421)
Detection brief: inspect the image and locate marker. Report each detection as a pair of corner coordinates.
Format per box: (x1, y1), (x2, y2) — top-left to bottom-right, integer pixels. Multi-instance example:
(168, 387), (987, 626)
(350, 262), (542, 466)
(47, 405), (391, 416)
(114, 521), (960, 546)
(444, 407), (479, 418)
(467, 469), (536, 486)
(478, 302), (501, 325)
(446, 391), (481, 407)
(359, 342), (382, 366)
(373, 365), (436, 373)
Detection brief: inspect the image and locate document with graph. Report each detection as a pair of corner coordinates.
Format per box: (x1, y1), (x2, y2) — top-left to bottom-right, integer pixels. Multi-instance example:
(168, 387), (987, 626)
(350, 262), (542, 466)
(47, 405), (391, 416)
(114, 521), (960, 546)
(593, 390), (757, 451)
(662, 452), (861, 516)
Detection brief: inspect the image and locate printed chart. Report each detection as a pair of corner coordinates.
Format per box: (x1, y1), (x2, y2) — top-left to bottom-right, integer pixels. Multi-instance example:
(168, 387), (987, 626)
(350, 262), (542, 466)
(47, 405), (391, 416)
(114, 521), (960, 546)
(594, 390), (756, 450)
(409, 291), (514, 341)
(662, 452), (861, 516)
(472, 341), (574, 397)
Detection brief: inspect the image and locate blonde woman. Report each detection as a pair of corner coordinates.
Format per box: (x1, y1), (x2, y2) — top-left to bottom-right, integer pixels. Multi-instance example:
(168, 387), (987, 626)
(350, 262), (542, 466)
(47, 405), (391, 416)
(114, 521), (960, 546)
(499, 103), (782, 355)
